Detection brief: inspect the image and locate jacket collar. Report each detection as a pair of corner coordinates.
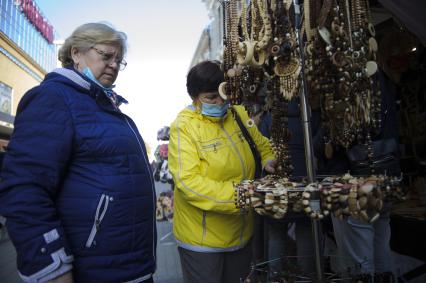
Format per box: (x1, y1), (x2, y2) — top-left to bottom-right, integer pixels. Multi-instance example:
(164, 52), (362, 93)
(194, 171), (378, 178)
(185, 104), (229, 123)
(52, 68), (91, 90)
(51, 67), (129, 107)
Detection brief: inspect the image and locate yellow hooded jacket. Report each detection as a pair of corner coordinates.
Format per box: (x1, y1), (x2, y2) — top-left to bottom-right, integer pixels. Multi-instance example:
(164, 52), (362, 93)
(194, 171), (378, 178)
(168, 104), (275, 252)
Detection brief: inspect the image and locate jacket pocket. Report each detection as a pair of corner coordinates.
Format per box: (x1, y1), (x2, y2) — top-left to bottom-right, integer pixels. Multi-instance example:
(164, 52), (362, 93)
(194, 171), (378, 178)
(85, 194), (111, 248)
(200, 140), (223, 153)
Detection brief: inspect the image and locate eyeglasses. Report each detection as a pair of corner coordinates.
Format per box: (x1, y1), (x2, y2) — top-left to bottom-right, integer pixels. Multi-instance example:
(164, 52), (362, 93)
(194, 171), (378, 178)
(91, 47), (127, 71)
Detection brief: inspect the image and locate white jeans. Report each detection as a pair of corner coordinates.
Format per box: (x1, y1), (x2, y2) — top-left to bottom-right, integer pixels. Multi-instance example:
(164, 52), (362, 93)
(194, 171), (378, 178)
(331, 213), (393, 275)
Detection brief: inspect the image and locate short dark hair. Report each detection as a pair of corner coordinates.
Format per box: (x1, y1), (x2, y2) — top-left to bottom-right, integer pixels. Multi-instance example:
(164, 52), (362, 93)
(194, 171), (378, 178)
(186, 60), (224, 98)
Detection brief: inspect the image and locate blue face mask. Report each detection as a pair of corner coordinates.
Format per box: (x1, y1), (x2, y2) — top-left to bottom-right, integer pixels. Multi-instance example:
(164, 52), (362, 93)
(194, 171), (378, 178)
(82, 67), (113, 90)
(201, 102), (229, 117)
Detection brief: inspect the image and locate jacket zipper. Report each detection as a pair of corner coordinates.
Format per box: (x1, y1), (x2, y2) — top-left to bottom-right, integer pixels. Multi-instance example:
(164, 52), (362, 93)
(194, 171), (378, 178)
(201, 142), (221, 151)
(124, 117), (156, 260)
(86, 194), (110, 248)
(96, 102), (156, 257)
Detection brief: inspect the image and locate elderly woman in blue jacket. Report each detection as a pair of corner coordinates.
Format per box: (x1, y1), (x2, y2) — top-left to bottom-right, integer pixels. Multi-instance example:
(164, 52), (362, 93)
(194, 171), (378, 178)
(0, 23), (156, 283)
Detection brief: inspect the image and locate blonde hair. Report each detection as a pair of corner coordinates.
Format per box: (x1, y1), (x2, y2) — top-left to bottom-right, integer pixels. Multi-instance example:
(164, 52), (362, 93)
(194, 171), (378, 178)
(58, 22), (128, 67)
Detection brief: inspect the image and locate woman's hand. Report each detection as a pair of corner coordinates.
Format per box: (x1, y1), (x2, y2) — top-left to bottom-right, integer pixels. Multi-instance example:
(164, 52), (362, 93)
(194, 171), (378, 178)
(48, 272), (74, 283)
(264, 160), (277, 174)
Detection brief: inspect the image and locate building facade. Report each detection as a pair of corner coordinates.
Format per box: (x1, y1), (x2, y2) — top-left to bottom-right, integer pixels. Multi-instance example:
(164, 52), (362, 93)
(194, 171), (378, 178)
(190, 0), (225, 68)
(0, 0), (56, 139)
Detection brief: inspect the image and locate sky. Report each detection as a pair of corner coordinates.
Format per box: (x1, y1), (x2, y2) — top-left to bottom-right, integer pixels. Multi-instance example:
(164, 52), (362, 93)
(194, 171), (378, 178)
(36, 0), (210, 158)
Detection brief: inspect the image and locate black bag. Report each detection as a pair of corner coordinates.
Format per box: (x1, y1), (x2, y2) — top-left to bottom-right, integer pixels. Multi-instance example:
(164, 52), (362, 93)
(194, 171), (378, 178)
(346, 138), (400, 176)
(231, 107), (262, 178)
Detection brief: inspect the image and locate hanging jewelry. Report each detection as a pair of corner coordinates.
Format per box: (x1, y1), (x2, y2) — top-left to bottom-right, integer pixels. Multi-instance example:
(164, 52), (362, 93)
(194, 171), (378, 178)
(223, 0), (243, 105)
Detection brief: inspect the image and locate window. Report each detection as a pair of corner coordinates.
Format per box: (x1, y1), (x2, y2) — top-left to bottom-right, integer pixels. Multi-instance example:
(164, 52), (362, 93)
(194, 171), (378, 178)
(0, 81), (12, 115)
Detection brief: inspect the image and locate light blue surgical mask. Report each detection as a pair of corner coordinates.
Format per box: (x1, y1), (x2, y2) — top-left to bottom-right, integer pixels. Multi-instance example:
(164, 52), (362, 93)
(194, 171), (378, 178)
(82, 66), (122, 107)
(201, 102), (229, 117)
(82, 67), (114, 90)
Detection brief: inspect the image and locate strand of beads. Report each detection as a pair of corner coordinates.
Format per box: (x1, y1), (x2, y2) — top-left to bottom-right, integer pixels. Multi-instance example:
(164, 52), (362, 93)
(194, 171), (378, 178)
(305, 0), (340, 159)
(328, 181), (351, 220)
(235, 175), (290, 219)
(269, 77), (293, 177)
(320, 186), (332, 217)
(301, 183), (327, 219)
(271, 0), (300, 101)
(234, 180), (253, 212)
(224, 0), (242, 105)
(310, 0), (381, 153)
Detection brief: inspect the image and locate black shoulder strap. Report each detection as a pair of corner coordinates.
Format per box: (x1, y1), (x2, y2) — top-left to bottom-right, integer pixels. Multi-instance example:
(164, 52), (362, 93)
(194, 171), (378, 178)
(231, 107), (262, 179)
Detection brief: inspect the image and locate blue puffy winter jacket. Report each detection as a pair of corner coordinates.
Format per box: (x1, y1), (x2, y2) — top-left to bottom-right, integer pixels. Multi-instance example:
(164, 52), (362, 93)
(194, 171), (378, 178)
(0, 68), (156, 283)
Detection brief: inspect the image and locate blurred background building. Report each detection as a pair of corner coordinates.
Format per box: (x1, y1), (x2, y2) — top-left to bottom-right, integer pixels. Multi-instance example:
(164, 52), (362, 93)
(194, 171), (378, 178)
(0, 0), (57, 141)
(190, 0), (224, 67)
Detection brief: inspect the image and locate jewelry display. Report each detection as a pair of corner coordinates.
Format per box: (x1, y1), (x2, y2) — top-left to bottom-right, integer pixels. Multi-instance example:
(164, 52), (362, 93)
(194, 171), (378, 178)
(234, 173), (403, 222)
(304, 0), (382, 168)
(234, 175), (291, 219)
(222, 0), (406, 223)
(223, 0), (242, 105)
(222, 0), (300, 178)
(223, 0), (301, 101)
(219, 2), (410, 282)
(237, 0), (271, 66)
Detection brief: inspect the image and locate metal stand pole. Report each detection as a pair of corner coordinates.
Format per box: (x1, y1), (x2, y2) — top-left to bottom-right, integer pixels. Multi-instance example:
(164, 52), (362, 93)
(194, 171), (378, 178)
(293, 1), (323, 282)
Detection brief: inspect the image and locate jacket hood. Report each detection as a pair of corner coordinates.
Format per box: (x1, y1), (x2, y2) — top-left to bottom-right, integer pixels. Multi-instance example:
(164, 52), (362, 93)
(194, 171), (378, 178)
(43, 67), (128, 106)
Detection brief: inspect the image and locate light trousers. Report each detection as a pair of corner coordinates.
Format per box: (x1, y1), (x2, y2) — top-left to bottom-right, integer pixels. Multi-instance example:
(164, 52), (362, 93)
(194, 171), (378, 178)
(331, 213), (393, 275)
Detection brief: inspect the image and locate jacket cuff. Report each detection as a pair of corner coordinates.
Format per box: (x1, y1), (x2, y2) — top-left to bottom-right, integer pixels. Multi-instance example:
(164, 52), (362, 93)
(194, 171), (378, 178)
(37, 264), (72, 283)
(18, 247), (73, 283)
(15, 228), (74, 283)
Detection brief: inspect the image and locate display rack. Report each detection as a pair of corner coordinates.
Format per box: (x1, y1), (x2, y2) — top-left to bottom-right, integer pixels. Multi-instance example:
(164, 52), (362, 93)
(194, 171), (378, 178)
(292, 0), (324, 281)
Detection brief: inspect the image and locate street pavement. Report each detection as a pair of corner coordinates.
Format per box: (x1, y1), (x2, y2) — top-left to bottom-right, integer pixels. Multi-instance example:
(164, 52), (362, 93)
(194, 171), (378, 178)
(0, 230), (20, 283)
(153, 181), (184, 283)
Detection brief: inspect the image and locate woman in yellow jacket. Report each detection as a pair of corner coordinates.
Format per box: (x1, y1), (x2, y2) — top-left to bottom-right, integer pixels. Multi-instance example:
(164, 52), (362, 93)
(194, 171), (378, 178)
(169, 61), (276, 283)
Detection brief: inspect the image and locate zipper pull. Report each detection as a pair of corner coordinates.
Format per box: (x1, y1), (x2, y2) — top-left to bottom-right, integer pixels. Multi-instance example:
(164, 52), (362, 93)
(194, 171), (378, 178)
(239, 133), (245, 142)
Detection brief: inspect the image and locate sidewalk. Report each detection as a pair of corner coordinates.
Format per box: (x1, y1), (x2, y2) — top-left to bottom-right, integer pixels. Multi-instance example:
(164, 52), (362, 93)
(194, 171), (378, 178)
(153, 181), (184, 283)
(0, 232), (21, 283)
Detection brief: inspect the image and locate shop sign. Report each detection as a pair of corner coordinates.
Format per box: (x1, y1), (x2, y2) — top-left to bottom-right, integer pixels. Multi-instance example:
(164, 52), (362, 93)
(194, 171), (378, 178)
(0, 82), (12, 115)
(14, 0), (54, 44)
